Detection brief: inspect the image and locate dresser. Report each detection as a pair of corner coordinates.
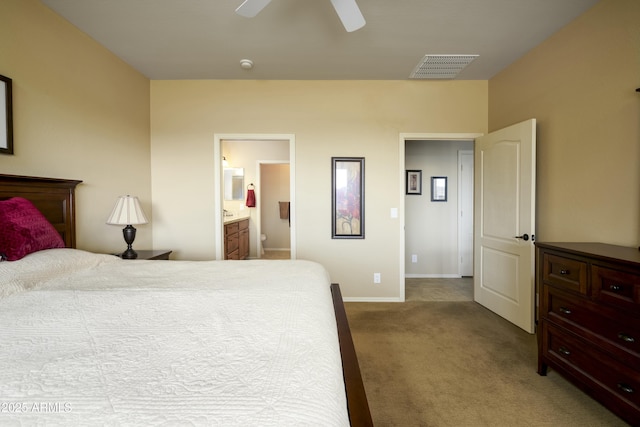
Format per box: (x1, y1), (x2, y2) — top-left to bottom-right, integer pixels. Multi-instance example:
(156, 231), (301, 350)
(536, 242), (640, 424)
(224, 218), (249, 260)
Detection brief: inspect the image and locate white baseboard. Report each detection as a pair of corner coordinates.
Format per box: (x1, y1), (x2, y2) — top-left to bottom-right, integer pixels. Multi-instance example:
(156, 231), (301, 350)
(343, 297), (403, 302)
(405, 274), (463, 279)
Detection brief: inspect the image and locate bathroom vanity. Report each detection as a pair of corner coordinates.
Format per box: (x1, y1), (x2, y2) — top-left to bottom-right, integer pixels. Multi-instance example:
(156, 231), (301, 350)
(224, 217), (249, 260)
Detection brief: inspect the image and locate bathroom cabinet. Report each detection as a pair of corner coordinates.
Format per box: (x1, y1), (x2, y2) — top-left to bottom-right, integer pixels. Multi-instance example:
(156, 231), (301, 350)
(225, 218), (249, 260)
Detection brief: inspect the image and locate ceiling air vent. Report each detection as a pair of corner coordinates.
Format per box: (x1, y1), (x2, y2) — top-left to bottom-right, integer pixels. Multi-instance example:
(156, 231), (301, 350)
(409, 54), (479, 79)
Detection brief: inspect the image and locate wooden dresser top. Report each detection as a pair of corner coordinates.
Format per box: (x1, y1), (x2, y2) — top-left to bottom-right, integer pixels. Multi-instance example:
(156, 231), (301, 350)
(536, 242), (640, 268)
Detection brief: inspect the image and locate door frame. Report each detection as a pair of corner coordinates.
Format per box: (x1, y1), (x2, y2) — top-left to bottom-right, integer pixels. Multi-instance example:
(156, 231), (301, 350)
(214, 133), (296, 260)
(458, 149), (474, 276)
(256, 160), (291, 258)
(398, 133), (483, 301)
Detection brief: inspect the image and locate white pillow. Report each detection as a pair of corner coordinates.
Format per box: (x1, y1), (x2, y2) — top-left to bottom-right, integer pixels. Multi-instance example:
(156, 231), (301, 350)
(0, 248), (120, 299)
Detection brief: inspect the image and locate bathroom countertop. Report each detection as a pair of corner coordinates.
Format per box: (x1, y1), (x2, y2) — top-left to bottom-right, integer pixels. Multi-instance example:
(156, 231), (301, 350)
(223, 214), (250, 225)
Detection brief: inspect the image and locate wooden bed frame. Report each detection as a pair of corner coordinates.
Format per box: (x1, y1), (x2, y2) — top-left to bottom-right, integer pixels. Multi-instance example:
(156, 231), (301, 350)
(0, 173), (372, 426)
(0, 174), (82, 248)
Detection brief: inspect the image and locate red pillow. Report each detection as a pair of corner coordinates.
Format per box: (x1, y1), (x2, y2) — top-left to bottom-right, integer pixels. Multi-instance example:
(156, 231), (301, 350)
(0, 197), (65, 261)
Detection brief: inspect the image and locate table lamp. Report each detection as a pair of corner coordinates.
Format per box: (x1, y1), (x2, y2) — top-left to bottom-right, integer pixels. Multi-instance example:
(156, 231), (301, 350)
(106, 195), (148, 259)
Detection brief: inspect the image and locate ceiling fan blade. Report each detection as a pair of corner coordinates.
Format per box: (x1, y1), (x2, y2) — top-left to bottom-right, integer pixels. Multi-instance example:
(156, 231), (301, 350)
(235, 0), (272, 18)
(329, 0), (366, 32)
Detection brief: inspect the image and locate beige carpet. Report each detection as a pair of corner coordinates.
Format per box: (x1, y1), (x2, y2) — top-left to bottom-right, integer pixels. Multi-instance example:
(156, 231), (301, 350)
(405, 277), (473, 302)
(345, 279), (627, 426)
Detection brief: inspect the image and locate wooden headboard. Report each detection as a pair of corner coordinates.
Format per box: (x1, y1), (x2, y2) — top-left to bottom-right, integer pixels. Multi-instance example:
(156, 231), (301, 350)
(0, 174), (82, 248)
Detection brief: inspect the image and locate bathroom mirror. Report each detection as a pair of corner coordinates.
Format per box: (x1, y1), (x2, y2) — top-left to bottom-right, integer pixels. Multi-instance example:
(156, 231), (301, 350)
(224, 168), (244, 201)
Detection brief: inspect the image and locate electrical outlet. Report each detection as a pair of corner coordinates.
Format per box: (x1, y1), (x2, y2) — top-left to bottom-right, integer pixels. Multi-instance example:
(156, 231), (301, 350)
(373, 273), (381, 284)
(411, 254), (418, 263)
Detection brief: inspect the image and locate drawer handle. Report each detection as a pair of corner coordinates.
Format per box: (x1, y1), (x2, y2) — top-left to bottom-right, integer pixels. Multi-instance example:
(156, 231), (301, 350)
(559, 269), (570, 275)
(617, 383), (635, 394)
(618, 332), (635, 343)
(558, 346), (571, 356)
(609, 284), (623, 292)
(558, 307), (572, 315)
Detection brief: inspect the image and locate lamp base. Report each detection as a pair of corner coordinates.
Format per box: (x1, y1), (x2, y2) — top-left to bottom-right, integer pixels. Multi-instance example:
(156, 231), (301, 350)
(121, 225), (138, 259)
(121, 248), (138, 259)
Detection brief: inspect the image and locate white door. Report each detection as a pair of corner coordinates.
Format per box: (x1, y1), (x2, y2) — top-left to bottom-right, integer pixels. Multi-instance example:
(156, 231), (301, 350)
(473, 119), (536, 333)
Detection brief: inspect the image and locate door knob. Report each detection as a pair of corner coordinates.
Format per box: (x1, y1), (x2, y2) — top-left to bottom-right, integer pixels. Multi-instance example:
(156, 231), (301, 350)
(515, 234), (529, 241)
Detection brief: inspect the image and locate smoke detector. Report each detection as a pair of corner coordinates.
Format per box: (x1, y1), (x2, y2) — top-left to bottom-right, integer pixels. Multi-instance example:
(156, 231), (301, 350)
(410, 55), (479, 79)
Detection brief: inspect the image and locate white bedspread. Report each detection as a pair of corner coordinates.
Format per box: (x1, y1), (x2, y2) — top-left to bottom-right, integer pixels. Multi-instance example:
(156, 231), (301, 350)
(0, 249), (349, 426)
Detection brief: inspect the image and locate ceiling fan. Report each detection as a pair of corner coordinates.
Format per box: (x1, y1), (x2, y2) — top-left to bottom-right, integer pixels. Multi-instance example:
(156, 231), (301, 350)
(235, 0), (366, 32)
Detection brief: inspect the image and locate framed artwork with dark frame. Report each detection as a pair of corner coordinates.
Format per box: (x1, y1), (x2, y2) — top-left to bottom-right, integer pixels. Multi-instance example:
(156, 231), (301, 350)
(0, 74), (13, 155)
(431, 176), (448, 202)
(331, 157), (364, 239)
(405, 170), (422, 195)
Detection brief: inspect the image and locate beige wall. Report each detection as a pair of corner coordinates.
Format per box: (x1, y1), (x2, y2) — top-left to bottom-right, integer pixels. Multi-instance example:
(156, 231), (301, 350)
(0, 0), (151, 254)
(150, 80), (487, 298)
(489, 0), (640, 246)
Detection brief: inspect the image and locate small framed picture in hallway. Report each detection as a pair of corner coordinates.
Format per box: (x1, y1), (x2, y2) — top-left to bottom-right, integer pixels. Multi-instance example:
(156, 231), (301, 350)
(406, 170), (422, 195)
(431, 176), (448, 202)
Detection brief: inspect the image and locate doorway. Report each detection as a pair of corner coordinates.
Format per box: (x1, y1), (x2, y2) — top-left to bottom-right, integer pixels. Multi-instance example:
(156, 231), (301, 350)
(214, 134), (296, 260)
(400, 121), (537, 333)
(258, 161), (291, 259)
(399, 133), (482, 302)
(404, 138), (475, 300)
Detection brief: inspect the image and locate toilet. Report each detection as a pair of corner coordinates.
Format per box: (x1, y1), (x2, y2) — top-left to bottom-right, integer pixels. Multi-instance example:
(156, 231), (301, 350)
(260, 234), (267, 255)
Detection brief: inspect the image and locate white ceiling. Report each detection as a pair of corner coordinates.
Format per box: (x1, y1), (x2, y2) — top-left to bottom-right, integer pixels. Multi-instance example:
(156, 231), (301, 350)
(39, 0), (599, 80)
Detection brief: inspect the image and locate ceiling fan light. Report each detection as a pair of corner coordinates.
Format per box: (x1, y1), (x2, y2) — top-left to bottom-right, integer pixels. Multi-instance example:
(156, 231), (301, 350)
(235, 0), (272, 18)
(330, 0), (366, 32)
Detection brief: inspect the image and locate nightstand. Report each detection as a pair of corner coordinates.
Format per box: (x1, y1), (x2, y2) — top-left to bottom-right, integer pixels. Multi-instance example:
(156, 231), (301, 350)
(113, 250), (172, 260)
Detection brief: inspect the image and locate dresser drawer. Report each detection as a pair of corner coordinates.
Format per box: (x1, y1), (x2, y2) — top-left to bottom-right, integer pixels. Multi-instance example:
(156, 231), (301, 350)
(544, 285), (640, 365)
(542, 253), (588, 295)
(592, 265), (640, 312)
(542, 322), (640, 413)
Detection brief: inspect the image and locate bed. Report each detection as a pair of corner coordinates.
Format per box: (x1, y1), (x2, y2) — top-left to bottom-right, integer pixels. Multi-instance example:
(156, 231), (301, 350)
(0, 174), (372, 426)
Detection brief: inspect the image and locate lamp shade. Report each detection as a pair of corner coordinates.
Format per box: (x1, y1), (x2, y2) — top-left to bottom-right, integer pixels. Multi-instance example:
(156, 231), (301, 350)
(106, 195), (148, 225)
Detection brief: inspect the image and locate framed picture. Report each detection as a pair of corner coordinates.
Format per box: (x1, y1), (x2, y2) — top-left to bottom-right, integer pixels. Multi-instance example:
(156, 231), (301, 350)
(331, 157), (364, 239)
(406, 170), (422, 195)
(431, 176), (448, 202)
(0, 74), (13, 155)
